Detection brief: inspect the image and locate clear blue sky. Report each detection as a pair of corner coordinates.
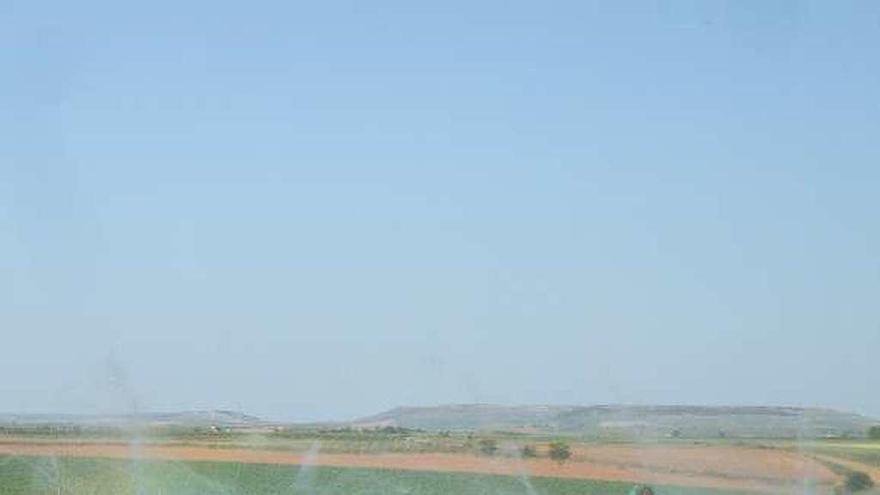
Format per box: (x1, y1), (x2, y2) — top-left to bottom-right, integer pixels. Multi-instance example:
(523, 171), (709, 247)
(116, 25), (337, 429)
(2, 1), (878, 421)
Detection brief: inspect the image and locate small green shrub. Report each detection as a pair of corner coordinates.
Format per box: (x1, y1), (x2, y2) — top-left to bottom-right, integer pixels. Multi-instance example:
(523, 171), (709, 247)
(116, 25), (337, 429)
(548, 441), (571, 464)
(478, 438), (498, 456)
(844, 471), (874, 493)
(631, 486), (655, 495)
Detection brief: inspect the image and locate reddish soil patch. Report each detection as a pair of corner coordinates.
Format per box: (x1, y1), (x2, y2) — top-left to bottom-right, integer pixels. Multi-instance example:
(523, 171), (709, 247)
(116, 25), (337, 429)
(574, 445), (837, 485)
(0, 441), (837, 494)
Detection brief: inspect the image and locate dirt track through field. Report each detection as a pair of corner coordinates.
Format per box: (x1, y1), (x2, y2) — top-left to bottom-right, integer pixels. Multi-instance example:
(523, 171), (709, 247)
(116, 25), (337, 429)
(0, 442), (838, 494)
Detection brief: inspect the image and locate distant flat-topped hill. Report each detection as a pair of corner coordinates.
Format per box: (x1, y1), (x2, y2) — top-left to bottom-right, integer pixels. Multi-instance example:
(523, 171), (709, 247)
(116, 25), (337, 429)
(4, 405), (876, 439)
(0, 410), (261, 427)
(355, 404), (877, 439)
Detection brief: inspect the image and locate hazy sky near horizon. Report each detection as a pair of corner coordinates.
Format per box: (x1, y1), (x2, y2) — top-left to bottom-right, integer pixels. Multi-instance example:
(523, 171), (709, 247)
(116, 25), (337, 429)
(2, 1), (879, 421)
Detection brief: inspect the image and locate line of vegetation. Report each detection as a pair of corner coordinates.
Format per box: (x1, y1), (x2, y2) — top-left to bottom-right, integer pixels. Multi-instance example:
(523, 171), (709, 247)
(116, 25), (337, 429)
(812, 456), (875, 494)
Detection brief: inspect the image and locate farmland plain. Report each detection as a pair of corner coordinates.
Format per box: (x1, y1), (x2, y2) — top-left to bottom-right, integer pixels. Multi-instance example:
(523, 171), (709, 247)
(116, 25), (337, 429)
(1, 405), (878, 494)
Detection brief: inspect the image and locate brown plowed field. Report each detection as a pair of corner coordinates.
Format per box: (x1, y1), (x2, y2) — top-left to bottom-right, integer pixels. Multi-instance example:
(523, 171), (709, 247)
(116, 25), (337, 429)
(0, 441), (839, 494)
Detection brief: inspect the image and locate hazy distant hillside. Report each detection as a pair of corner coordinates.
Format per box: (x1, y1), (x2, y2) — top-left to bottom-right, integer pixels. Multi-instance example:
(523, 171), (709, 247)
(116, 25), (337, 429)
(357, 404), (575, 431)
(0, 410), (261, 427)
(356, 404), (877, 439)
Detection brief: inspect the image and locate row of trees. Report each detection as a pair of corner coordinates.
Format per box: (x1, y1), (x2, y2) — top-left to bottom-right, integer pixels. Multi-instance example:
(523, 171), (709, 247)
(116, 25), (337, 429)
(477, 439), (572, 463)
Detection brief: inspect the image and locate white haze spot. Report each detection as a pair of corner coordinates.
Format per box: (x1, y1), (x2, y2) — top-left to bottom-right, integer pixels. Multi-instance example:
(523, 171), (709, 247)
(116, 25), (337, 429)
(293, 440), (322, 493)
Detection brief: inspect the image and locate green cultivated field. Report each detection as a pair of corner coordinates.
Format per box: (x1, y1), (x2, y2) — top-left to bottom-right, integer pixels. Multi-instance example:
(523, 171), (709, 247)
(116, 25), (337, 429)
(808, 441), (880, 467)
(0, 456), (749, 495)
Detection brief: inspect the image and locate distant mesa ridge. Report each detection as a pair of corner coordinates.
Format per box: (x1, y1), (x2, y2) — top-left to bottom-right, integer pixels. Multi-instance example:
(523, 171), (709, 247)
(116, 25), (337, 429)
(352, 403), (877, 438)
(1, 404), (875, 439)
(0, 410), (261, 426)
